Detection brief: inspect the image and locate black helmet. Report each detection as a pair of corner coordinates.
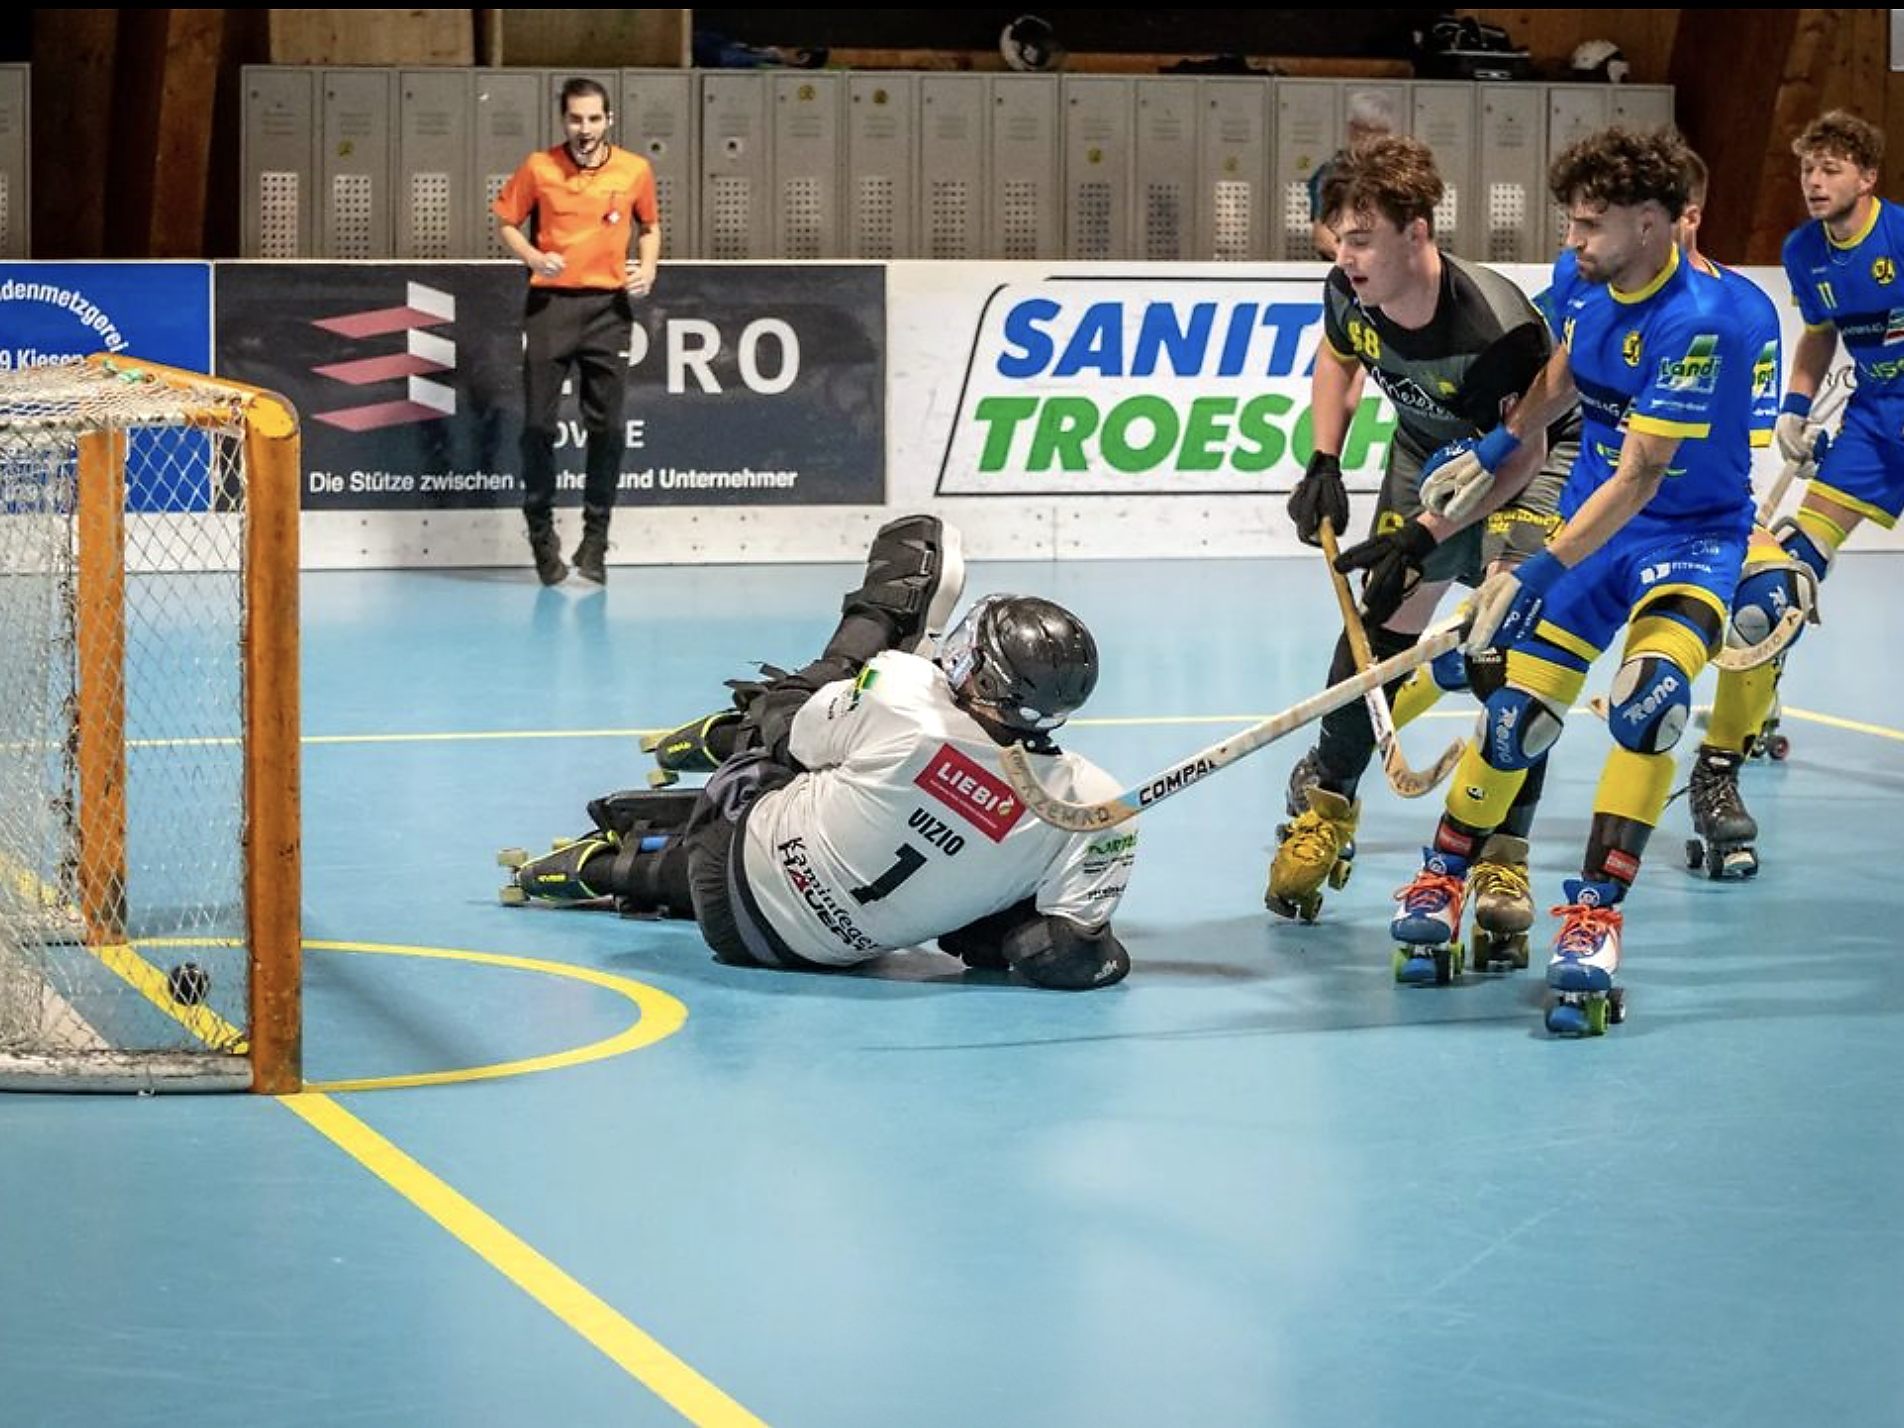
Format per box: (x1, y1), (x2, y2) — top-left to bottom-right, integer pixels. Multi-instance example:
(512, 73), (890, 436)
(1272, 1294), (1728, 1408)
(938, 594), (1098, 731)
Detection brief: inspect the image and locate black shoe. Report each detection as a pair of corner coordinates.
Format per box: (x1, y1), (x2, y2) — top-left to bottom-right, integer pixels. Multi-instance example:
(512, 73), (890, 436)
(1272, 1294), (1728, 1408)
(573, 506), (610, 584)
(528, 522), (568, 585)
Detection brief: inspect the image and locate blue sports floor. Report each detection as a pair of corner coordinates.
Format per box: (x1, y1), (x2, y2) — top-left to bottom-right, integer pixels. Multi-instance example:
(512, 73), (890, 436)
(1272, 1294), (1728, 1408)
(4, 552), (1902, 1428)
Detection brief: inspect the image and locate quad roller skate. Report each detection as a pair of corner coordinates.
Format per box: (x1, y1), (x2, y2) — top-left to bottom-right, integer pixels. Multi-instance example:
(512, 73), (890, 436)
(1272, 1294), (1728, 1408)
(1467, 833), (1533, 971)
(1543, 878), (1627, 1036)
(1683, 745), (1758, 881)
(1266, 785), (1358, 923)
(497, 831), (621, 906)
(1749, 696), (1790, 762)
(640, 708), (742, 788)
(1389, 850), (1468, 986)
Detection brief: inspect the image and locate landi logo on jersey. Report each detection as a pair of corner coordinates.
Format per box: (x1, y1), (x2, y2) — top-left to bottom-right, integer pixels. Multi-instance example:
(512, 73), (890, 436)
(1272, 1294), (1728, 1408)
(915, 744), (1026, 841)
(1874, 256), (1896, 286)
(1657, 334), (1720, 395)
(934, 279), (1399, 495)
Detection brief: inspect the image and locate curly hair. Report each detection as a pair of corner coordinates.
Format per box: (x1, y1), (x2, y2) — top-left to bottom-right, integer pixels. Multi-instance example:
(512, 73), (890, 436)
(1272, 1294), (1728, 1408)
(1548, 126), (1693, 219)
(1319, 135), (1446, 235)
(1793, 110), (1884, 171)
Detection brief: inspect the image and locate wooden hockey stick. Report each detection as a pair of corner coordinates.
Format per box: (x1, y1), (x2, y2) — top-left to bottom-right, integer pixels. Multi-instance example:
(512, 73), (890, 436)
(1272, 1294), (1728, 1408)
(1319, 519), (1464, 798)
(1000, 615), (1470, 832)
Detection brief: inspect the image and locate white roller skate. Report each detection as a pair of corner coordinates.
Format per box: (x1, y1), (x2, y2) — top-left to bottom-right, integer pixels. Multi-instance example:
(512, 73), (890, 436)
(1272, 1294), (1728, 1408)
(1468, 833), (1534, 971)
(1544, 876), (1628, 1036)
(1684, 745), (1758, 881)
(1389, 849), (1468, 986)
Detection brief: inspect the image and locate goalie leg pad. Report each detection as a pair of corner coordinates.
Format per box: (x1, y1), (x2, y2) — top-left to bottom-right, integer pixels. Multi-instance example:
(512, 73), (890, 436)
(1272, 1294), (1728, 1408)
(1606, 654), (1693, 754)
(1479, 685), (1566, 771)
(586, 788), (702, 837)
(1002, 912), (1131, 990)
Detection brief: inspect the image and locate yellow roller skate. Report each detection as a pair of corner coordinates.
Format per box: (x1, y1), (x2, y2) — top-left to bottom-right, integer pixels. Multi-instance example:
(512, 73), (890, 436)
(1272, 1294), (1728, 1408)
(1265, 787), (1359, 923)
(1468, 833), (1533, 971)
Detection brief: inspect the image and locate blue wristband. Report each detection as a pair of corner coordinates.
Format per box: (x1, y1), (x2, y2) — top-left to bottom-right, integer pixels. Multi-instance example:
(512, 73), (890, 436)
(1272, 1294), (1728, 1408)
(1474, 425), (1523, 472)
(1779, 391), (1813, 419)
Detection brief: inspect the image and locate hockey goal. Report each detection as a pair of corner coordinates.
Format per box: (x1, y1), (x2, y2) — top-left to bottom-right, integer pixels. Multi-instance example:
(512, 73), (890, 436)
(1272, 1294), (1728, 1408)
(0, 355), (300, 1092)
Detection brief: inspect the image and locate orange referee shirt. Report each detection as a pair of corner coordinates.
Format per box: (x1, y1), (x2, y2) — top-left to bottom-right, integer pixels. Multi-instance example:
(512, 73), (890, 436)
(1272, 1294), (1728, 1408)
(492, 145), (659, 291)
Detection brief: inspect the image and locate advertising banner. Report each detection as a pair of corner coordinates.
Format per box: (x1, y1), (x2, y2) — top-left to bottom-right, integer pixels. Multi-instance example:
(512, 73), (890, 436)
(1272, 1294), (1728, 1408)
(214, 262), (885, 510)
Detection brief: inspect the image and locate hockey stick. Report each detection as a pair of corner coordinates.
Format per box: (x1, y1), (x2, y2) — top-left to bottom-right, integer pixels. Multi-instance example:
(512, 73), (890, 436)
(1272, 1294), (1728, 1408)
(1000, 614), (1470, 832)
(1319, 519), (1464, 798)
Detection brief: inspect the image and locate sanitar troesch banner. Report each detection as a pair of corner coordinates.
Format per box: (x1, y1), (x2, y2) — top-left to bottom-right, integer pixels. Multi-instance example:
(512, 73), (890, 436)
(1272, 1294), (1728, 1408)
(213, 262), (885, 510)
(928, 272), (1397, 497)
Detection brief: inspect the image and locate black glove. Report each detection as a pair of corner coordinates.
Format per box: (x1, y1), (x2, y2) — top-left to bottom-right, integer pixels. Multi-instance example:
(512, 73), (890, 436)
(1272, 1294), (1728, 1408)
(1333, 518), (1439, 628)
(1286, 452), (1349, 548)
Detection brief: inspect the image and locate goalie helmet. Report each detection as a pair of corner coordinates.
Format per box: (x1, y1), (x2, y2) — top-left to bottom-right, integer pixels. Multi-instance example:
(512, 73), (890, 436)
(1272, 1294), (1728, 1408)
(1570, 39), (1630, 84)
(938, 594), (1098, 732)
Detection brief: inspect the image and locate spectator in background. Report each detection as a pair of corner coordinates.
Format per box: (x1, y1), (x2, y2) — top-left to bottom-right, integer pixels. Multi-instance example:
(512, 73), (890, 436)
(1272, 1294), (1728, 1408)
(493, 77), (661, 586)
(1310, 90), (1401, 259)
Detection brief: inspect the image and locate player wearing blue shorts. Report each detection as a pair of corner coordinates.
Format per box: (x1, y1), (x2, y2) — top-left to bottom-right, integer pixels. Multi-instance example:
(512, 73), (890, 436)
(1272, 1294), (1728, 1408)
(1701, 111), (1904, 867)
(1397, 127), (1758, 1035)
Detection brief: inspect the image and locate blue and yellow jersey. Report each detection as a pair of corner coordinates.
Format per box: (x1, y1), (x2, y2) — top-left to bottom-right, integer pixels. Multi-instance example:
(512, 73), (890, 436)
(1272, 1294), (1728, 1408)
(1692, 253), (1781, 449)
(1550, 243), (1755, 529)
(1782, 197), (1904, 397)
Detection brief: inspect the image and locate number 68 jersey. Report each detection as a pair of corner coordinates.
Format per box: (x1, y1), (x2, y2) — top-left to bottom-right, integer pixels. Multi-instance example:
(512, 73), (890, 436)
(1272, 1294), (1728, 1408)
(738, 651), (1139, 969)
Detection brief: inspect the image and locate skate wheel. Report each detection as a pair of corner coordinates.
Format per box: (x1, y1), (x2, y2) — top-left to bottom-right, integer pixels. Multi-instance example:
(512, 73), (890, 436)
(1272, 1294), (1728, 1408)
(647, 768), (680, 789)
(1508, 934), (1529, 971)
(497, 847), (528, 869)
(1684, 838), (1704, 871)
(1394, 946), (1442, 985)
(498, 884), (528, 906)
(1607, 988), (1627, 1025)
(1767, 735), (1790, 761)
(1327, 858), (1353, 892)
(1586, 995), (1609, 1036)
(1273, 822), (1290, 843)
(638, 731), (663, 753)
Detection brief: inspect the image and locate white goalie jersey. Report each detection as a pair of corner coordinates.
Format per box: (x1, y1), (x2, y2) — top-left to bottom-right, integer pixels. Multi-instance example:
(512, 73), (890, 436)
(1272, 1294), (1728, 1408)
(739, 651), (1139, 968)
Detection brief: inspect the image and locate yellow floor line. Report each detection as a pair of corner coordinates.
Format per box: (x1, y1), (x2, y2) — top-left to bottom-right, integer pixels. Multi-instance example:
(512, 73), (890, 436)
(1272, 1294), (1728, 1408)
(282, 1091), (769, 1428)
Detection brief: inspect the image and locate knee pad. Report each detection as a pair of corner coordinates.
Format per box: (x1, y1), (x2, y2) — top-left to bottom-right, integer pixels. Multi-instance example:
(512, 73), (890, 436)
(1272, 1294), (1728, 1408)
(1479, 685), (1566, 770)
(1606, 655), (1692, 753)
(1729, 564), (1807, 652)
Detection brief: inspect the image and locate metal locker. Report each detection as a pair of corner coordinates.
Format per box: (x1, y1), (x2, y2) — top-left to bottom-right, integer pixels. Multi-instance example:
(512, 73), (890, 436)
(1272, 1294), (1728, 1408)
(543, 69), (623, 149)
(1477, 84), (1546, 264)
(1275, 79), (1338, 259)
(701, 73), (771, 260)
(0, 65), (27, 259)
(320, 69), (394, 259)
(1546, 85), (1609, 255)
(622, 70), (697, 260)
(772, 72), (843, 259)
(1610, 85), (1674, 131)
(918, 75), (985, 259)
(1197, 79), (1269, 261)
(1134, 78), (1198, 260)
(1412, 82), (1476, 258)
(242, 67), (316, 259)
(990, 76), (1061, 260)
(845, 74), (915, 259)
(397, 69), (469, 258)
(473, 70), (543, 260)
(1063, 76), (1132, 260)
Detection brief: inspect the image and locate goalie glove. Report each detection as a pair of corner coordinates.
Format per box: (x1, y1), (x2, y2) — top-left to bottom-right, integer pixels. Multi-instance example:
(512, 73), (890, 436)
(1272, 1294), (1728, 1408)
(1333, 518), (1439, 628)
(1420, 425), (1523, 524)
(1465, 548), (1567, 654)
(1775, 392), (1821, 467)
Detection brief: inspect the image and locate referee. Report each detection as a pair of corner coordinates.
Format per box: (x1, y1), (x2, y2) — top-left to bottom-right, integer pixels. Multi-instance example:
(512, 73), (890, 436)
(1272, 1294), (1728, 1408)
(493, 77), (660, 584)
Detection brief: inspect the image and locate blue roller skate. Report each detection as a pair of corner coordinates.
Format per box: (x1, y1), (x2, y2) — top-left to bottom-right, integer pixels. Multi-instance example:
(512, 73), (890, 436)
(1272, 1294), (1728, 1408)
(1390, 850), (1469, 986)
(1544, 877), (1628, 1036)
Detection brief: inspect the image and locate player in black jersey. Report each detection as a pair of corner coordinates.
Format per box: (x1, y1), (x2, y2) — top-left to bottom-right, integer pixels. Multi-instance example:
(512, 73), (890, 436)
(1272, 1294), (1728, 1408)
(1270, 136), (1579, 957)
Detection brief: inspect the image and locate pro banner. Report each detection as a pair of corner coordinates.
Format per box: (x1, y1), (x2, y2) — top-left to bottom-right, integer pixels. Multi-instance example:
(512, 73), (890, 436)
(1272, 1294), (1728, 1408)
(214, 262), (885, 510)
